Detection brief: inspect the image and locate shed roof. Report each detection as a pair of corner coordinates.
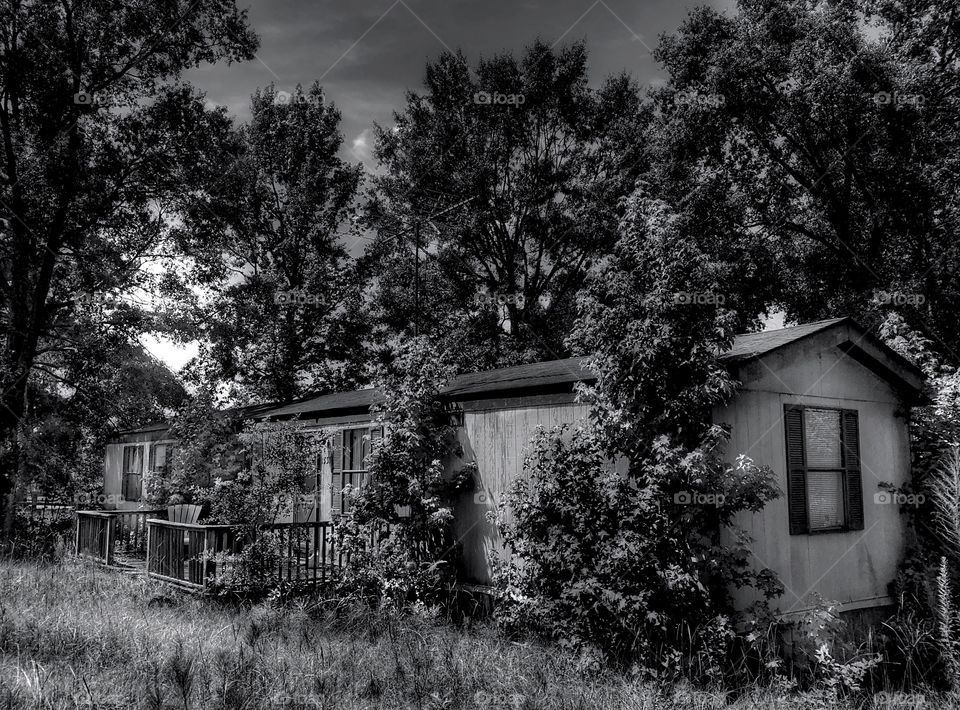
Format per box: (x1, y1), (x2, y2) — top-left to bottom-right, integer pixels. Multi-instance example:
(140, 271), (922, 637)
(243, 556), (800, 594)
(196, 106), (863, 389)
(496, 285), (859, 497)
(115, 318), (924, 430)
(260, 388), (384, 418)
(259, 317), (924, 418)
(721, 317), (847, 363)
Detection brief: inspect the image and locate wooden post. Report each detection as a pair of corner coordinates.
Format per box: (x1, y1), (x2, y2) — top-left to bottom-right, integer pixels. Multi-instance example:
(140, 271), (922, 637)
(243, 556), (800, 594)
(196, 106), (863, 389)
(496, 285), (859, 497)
(146, 520), (153, 577)
(201, 529), (210, 594)
(104, 515), (114, 566)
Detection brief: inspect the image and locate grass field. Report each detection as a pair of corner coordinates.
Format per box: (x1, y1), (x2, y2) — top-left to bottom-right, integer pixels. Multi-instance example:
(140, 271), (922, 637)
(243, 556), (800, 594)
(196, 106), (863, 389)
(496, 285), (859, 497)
(0, 559), (951, 709)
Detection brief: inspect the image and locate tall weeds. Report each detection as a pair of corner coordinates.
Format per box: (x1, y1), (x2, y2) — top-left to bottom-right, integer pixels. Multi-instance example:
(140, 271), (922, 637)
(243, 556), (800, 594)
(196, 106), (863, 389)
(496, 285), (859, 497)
(927, 446), (960, 687)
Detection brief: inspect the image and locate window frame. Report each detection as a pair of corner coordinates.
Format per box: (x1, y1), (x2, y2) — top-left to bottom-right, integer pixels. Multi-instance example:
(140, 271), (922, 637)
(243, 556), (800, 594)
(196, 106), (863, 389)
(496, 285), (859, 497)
(330, 425), (382, 516)
(784, 404), (863, 535)
(121, 443), (144, 502)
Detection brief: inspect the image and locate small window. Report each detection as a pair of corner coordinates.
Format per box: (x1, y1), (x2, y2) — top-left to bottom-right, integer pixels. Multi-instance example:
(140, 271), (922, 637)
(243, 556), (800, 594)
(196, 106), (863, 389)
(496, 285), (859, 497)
(785, 406), (863, 534)
(331, 426), (383, 515)
(148, 443), (174, 474)
(121, 445), (144, 501)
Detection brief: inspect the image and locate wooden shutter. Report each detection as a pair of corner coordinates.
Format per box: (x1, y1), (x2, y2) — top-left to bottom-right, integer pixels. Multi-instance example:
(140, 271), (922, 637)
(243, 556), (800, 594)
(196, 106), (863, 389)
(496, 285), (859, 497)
(330, 431), (343, 516)
(842, 410), (864, 531)
(784, 405), (808, 535)
(367, 426), (383, 489)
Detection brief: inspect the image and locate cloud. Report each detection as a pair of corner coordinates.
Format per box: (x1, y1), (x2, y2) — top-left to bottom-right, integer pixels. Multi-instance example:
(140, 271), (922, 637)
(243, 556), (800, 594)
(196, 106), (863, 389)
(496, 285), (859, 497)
(350, 128), (374, 166)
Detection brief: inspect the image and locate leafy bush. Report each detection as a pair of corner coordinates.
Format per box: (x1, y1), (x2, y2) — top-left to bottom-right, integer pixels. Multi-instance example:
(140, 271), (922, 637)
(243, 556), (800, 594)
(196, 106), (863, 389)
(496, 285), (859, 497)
(883, 314), (960, 687)
(147, 388), (244, 507)
(493, 194), (781, 675)
(5, 507), (73, 560)
(496, 423), (779, 673)
(337, 338), (473, 607)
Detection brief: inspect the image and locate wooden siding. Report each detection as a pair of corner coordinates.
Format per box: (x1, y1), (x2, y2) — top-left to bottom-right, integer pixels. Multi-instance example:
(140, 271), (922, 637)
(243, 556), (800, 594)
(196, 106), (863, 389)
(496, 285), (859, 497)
(451, 402), (591, 583)
(102, 440), (176, 511)
(452, 330), (911, 610)
(719, 332), (910, 613)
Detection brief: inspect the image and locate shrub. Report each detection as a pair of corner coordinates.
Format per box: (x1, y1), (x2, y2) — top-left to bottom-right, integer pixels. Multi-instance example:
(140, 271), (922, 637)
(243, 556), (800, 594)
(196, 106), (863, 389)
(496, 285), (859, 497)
(337, 338), (473, 607)
(496, 423), (779, 674)
(491, 194), (781, 674)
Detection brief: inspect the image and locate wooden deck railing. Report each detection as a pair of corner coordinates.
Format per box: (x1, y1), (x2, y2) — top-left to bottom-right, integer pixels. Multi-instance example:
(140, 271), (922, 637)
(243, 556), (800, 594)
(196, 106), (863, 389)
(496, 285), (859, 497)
(75, 509), (167, 565)
(145, 519), (338, 593)
(113, 509), (166, 555)
(76, 511), (115, 564)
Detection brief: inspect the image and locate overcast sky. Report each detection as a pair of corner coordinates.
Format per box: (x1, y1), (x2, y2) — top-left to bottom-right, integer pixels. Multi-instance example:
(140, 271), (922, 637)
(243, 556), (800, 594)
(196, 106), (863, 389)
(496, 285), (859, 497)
(187, 0), (734, 169)
(152, 0), (737, 371)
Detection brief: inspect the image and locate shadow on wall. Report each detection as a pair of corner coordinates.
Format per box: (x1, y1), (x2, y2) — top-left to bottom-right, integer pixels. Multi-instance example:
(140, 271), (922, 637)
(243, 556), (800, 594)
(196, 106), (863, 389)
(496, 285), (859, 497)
(452, 429), (501, 586)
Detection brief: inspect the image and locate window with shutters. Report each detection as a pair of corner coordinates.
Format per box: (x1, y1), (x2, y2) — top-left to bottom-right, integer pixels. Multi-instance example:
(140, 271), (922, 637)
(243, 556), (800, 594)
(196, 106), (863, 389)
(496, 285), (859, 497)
(148, 442), (175, 475)
(784, 405), (864, 534)
(121, 444), (144, 501)
(330, 426), (383, 515)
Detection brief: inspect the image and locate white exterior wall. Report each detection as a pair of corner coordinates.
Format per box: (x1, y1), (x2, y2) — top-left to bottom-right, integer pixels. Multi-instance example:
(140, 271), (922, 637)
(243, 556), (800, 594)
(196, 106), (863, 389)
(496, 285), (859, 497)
(718, 334), (910, 614)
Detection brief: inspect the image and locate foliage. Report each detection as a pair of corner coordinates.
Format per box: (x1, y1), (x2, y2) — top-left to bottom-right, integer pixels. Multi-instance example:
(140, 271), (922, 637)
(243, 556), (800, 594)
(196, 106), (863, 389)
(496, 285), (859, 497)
(882, 314), (960, 637)
(148, 389), (242, 507)
(364, 40), (646, 368)
(337, 338), (472, 606)
(204, 420), (316, 527)
(496, 423), (780, 672)
(3, 507), (73, 560)
(785, 598), (882, 693)
(569, 194), (756, 457)
(161, 408), (319, 593)
(881, 313), (960, 477)
(6, 559), (947, 709)
(494, 192), (780, 671)
(181, 83), (367, 402)
(920, 449), (960, 689)
(646, 0), (960, 355)
(0, 0), (258, 518)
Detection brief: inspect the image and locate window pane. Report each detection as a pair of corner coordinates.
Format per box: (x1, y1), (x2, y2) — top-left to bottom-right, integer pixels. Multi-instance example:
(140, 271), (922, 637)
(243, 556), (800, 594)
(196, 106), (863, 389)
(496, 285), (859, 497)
(807, 470), (845, 530)
(149, 444), (166, 471)
(804, 408), (841, 468)
(352, 430), (364, 470)
(362, 428), (378, 467)
(123, 446), (142, 474)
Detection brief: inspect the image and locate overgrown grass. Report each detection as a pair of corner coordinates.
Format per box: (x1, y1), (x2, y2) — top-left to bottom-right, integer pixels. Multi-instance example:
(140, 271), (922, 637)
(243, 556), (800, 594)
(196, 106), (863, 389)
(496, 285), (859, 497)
(0, 559), (950, 709)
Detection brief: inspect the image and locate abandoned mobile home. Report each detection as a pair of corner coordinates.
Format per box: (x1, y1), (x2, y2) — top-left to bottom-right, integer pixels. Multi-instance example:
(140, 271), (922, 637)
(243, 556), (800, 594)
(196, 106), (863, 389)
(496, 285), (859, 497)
(97, 317), (924, 612)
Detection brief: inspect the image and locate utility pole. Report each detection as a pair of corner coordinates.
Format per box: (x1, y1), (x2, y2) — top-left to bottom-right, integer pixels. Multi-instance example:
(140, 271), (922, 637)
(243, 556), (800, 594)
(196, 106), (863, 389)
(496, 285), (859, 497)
(413, 221), (420, 335)
(387, 195), (477, 337)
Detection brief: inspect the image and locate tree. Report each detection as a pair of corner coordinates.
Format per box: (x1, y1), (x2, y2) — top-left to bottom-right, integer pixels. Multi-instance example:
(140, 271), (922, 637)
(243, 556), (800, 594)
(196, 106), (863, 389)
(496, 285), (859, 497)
(20, 340), (185, 502)
(337, 337), (474, 604)
(364, 40), (647, 368)
(0, 1), (257, 513)
(496, 194), (781, 668)
(180, 84), (366, 403)
(647, 0), (960, 357)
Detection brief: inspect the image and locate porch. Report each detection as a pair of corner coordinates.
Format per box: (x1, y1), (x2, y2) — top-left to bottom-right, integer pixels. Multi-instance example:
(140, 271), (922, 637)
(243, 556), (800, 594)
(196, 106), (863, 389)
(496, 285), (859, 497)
(75, 510), (343, 593)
